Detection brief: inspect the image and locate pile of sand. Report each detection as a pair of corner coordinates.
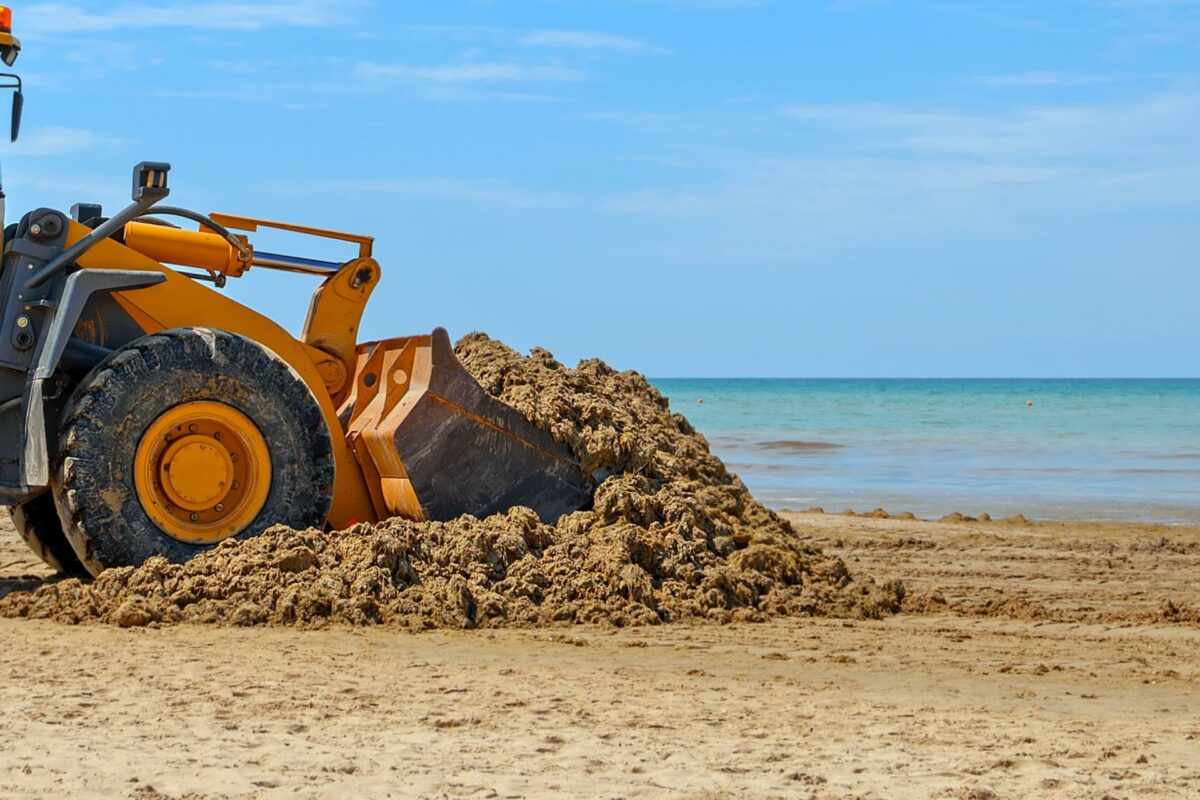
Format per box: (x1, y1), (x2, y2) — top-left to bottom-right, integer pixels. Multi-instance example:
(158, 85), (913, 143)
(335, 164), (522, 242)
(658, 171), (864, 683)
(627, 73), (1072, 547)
(0, 334), (902, 629)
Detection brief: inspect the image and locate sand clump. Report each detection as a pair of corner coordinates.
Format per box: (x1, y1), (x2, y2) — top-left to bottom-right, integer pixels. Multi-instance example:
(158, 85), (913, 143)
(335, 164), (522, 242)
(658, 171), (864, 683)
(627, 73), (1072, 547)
(0, 333), (901, 629)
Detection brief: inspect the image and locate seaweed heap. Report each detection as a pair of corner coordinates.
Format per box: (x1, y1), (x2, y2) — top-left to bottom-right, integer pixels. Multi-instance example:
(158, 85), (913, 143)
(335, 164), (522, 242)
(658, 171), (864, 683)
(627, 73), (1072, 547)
(0, 334), (902, 628)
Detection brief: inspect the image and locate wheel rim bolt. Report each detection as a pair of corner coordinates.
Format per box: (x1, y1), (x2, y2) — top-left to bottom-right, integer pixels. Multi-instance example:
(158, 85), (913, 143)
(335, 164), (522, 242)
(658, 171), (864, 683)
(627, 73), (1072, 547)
(231, 481), (239, 490)
(188, 424), (197, 433)
(231, 453), (238, 462)
(214, 432), (223, 441)
(189, 513), (199, 522)
(214, 503), (224, 513)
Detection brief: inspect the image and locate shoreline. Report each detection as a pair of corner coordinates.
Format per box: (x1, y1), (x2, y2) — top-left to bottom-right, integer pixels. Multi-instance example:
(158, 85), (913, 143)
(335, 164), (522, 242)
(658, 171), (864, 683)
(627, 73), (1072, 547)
(779, 504), (1200, 529)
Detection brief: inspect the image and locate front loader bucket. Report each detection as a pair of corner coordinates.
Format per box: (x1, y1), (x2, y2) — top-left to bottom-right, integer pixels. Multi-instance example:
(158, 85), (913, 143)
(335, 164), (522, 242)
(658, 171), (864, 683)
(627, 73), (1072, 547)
(342, 328), (594, 523)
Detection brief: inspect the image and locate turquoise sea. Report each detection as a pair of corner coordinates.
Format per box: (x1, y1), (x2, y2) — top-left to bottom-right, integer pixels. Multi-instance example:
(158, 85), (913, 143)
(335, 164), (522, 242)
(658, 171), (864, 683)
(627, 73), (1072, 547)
(651, 379), (1200, 524)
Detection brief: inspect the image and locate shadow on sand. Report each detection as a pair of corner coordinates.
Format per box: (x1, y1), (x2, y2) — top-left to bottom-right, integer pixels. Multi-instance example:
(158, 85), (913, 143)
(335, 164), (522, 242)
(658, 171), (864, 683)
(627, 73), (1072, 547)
(0, 575), (53, 600)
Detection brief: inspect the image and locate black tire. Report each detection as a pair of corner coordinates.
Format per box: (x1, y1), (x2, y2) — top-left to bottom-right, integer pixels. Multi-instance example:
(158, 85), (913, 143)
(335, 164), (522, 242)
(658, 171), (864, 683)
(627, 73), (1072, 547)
(53, 327), (334, 576)
(8, 491), (89, 576)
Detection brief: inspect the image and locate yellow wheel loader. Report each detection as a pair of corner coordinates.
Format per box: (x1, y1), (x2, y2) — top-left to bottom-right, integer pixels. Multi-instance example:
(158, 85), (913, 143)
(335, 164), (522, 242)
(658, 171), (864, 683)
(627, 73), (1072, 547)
(0, 10), (593, 576)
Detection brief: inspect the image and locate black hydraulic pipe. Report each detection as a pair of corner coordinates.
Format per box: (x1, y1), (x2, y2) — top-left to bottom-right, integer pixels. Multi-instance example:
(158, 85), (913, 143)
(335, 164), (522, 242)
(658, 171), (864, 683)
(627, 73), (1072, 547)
(25, 196), (158, 290)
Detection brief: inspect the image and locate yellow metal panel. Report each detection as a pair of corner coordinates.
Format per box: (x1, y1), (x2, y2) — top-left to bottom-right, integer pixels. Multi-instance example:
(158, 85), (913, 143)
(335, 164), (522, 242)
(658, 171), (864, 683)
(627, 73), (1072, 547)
(66, 220), (378, 527)
(342, 335), (432, 521)
(301, 255), (380, 407)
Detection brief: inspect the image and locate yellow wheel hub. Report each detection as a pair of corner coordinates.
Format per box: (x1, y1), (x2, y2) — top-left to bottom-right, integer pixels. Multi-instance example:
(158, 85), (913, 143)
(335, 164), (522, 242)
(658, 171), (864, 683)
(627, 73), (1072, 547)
(134, 401), (272, 544)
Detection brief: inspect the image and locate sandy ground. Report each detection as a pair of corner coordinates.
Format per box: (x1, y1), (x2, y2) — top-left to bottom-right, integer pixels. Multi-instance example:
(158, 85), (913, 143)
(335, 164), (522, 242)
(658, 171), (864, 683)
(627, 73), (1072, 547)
(0, 511), (1197, 799)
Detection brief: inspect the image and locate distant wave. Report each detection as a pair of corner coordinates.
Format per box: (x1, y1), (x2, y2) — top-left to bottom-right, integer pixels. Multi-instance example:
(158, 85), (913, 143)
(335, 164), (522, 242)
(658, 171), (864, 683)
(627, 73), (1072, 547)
(726, 462), (825, 474)
(1150, 452), (1200, 461)
(752, 440), (844, 453)
(931, 465), (1200, 477)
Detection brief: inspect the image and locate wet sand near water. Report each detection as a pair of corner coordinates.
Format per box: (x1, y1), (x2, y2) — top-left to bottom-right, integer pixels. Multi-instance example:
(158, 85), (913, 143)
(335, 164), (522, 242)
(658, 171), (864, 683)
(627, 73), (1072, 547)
(0, 511), (1197, 799)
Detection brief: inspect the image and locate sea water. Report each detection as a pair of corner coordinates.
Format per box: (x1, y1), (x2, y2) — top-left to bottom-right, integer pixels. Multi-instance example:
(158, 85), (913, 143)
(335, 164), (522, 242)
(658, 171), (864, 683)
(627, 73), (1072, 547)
(651, 379), (1200, 524)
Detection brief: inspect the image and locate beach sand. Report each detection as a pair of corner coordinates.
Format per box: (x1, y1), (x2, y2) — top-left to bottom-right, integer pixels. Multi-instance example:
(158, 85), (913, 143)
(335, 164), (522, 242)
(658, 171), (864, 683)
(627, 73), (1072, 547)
(0, 510), (1196, 799)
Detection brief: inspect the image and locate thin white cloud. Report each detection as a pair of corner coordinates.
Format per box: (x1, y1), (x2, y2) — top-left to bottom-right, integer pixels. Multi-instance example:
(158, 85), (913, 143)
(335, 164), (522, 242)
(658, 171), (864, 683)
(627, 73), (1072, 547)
(830, 0), (893, 9)
(151, 73), (569, 106)
(4, 171), (130, 202)
(662, 0), (769, 6)
(20, 1), (361, 34)
(61, 40), (141, 77)
(518, 29), (666, 53)
(10, 126), (124, 156)
(1096, 0), (1200, 10)
(202, 59), (280, 73)
(255, 85), (1200, 264)
(573, 86), (1200, 254)
(270, 177), (580, 210)
(782, 91), (1198, 161)
(354, 62), (584, 84)
(972, 71), (1111, 87)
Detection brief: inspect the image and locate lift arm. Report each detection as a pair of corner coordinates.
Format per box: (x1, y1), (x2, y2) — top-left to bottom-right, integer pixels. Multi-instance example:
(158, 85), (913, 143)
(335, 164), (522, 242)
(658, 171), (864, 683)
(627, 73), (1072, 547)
(120, 213), (381, 404)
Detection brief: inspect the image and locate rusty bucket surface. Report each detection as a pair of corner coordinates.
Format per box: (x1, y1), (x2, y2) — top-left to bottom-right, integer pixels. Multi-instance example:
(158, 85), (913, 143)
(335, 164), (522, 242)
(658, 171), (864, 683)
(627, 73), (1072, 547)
(342, 328), (593, 523)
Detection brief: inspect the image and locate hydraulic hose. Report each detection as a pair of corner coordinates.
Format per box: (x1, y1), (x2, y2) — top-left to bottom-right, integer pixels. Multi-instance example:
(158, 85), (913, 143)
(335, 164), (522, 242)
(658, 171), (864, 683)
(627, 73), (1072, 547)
(132, 206), (252, 263)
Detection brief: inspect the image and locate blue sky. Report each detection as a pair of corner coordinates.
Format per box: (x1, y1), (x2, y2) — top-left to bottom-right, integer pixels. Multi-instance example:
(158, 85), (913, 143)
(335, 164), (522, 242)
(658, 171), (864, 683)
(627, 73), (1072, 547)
(4, 0), (1197, 377)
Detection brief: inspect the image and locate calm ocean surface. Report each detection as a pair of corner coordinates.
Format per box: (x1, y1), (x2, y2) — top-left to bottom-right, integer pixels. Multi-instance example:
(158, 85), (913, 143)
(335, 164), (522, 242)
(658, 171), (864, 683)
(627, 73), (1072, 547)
(650, 379), (1200, 524)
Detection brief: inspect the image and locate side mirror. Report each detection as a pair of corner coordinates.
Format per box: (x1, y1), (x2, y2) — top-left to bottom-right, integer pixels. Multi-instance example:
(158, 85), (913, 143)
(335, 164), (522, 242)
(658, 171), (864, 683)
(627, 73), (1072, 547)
(10, 88), (20, 142)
